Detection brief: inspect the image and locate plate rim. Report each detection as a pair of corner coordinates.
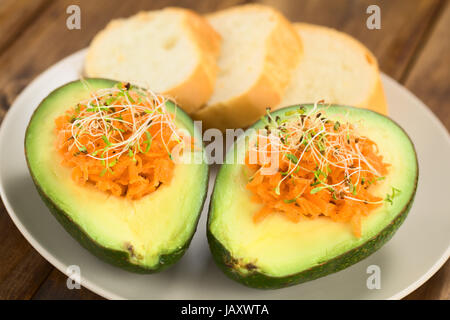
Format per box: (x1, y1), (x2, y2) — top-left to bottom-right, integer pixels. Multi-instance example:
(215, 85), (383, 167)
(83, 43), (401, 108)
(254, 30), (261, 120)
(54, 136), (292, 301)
(0, 49), (448, 300)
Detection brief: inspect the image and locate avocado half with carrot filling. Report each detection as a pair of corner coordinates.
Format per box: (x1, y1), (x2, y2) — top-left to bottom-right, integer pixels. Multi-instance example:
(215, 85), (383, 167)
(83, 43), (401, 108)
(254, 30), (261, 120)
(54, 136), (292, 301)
(25, 78), (208, 273)
(208, 104), (418, 288)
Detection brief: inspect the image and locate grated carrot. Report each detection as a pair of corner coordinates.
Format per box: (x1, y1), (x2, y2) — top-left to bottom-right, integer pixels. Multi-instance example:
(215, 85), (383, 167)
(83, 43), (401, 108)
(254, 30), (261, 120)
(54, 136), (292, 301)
(54, 82), (189, 200)
(245, 103), (390, 237)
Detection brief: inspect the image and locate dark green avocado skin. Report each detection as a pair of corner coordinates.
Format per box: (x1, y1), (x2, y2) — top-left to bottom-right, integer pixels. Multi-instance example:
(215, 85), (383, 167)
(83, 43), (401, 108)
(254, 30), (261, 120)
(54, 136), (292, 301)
(207, 104), (419, 289)
(25, 78), (209, 273)
(32, 177), (205, 273)
(207, 195), (415, 289)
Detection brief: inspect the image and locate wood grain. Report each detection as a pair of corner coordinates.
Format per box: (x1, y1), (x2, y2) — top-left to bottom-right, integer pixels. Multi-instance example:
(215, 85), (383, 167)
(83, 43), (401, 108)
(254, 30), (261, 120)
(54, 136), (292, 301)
(0, 0), (247, 125)
(258, 0), (443, 80)
(0, 0), (51, 54)
(405, 260), (449, 300)
(0, 202), (53, 299)
(0, 0), (447, 299)
(404, 0), (450, 129)
(402, 1), (450, 300)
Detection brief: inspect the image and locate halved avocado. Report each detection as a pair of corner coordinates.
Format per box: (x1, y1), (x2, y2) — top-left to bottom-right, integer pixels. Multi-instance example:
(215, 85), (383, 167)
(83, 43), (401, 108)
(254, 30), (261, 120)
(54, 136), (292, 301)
(25, 78), (209, 273)
(207, 104), (418, 289)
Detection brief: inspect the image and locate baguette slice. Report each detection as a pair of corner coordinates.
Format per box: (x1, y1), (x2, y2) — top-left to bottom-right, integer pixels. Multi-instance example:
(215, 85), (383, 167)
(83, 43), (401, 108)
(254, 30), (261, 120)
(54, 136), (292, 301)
(277, 23), (388, 114)
(85, 8), (221, 113)
(192, 4), (303, 131)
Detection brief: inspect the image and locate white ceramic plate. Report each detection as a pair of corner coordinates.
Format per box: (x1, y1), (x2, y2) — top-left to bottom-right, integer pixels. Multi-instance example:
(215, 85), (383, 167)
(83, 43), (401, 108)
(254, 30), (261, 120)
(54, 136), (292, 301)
(0, 50), (449, 300)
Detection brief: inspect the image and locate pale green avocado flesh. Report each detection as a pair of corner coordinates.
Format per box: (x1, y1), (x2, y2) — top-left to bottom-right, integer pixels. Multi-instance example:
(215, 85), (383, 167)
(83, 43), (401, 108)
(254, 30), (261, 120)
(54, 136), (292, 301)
(208, 104), (418, 288)
(25, 79), (209, 272)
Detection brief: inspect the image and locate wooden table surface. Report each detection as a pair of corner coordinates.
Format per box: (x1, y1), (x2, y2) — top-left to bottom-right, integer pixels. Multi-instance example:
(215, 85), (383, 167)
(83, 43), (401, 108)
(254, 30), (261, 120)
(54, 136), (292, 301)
(0, 0), (448, 300)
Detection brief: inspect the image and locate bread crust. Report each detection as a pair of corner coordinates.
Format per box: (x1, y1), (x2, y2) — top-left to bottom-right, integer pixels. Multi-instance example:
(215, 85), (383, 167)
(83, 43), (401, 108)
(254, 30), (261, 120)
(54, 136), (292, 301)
(85, 8), (221, 114)
(163, 8), (221, 113)
(284, 23), (388, 115)
(193, 4), (303, 131)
